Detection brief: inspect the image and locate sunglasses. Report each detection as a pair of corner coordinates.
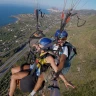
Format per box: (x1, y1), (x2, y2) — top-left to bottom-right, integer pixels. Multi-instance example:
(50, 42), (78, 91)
(58, 37), (66, 40)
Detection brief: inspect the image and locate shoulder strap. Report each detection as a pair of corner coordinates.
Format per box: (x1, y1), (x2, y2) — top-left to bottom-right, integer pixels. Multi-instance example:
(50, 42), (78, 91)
(64, 42), (77, 55)
(30, 64), (37, 75)
(63, 42), (77, 60)
(63, 42), (71, 58)
(40, 53), (56, 59)
(29, 53), (56, 75)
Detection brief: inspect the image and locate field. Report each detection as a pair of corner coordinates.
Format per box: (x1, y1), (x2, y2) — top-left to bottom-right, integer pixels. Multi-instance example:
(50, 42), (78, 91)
(45, 15), (96, 96)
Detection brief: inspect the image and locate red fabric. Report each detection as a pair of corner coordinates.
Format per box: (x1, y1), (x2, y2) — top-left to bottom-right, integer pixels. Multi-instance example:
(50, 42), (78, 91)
(61, 12), (64, 19)
(35, 59), (39, 63)
(66, 17), (70, 23)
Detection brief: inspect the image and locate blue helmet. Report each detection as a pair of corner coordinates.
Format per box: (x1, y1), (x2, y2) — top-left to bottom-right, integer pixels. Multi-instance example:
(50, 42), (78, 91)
(55, 29), (68, 39)
(39, 37), (52, 47)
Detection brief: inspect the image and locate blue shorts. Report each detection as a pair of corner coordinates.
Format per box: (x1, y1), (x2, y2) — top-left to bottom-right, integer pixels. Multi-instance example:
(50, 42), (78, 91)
(62, 61), (71, 74)
(62, 67), (70, 74)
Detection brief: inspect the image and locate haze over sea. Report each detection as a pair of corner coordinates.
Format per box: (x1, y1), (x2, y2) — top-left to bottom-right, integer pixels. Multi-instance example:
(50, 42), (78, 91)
(0, 4), (49, 27)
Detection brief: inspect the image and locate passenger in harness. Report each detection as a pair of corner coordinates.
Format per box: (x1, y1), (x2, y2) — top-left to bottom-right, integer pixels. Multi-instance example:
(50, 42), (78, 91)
(8, 37), (52, 96)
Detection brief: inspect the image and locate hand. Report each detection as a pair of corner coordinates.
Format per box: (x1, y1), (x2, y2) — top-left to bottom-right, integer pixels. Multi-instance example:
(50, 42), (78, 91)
(32, 44), (37, 47)
(64, 81), (76, 89)
(32, 44), (40, 51)
(51, 71), (58, 80)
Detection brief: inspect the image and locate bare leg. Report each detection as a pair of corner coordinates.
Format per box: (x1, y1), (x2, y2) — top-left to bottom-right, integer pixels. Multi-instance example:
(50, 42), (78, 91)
(33, 74), (44, 92)
(11, 65), (30, 74)
(9, 72), (29, 96)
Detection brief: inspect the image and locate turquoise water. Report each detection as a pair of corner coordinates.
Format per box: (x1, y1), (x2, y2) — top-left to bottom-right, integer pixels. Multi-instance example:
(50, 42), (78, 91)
(0, 4), (49, 27)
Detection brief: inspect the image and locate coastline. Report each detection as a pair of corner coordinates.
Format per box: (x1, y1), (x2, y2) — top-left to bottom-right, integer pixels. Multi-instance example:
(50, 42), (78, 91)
(0, 16), (18, 27)
(10, 15), (20, 21)
(10, 15), (20, 23)
(3, 13), (35, 27)
(0, 14), (28, 27)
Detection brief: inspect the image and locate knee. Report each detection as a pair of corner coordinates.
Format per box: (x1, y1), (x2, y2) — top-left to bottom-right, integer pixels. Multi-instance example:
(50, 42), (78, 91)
(11, 75), (16, 80)
(11, 68), (14, 74)
(11, 67), (20, 74)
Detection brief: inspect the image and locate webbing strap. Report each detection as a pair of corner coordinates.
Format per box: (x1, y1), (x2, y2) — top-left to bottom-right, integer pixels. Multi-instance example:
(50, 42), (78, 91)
(48, 85), (60, 90)
(30, 64), (37, 75)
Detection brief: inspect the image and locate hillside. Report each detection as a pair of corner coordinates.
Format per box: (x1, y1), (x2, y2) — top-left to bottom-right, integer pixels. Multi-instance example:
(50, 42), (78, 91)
(45, 14), (96, 96)
(74, 10), (96, 15)
(63, 15), (96, 96)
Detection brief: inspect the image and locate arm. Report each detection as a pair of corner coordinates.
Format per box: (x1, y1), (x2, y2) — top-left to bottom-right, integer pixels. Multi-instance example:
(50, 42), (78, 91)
(32, 44), (40, 51)
(57, 46), (68, 71)
(30, 56), (59, 96)
(46, 56), (58, 73)
(46, 56), (75, 89)
(57, 54), (67, 71)
(59, 74), (75, 89)
(59, 73), (68, 83)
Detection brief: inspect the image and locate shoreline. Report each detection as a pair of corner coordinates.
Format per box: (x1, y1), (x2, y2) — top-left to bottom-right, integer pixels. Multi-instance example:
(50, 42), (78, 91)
(0, 14), (27, 28)
(0, 16), (18, 28)
(10, 15), (20, 24)
(0, 13), (35, 28)
(10, 15), (20, 21)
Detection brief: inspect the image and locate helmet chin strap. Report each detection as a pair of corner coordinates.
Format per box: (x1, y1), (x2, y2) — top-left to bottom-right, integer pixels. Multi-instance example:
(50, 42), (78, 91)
(63, 40), (66, 44)
(57, 39), (66, 46)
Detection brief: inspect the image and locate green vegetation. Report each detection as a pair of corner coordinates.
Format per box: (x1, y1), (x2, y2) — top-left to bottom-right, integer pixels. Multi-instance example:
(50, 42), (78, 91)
(42, 15), (96, 96)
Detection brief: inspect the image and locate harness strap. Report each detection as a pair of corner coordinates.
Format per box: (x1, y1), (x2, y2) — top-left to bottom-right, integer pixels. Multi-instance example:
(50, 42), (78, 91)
(20, 63), (30, 71)
(30, 64), (37, 75)
(63, 42), (71, 58)
(48, 85), (60, 90)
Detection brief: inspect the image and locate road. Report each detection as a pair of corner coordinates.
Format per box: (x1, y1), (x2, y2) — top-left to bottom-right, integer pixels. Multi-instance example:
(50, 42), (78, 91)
(0, 39), (38, 78)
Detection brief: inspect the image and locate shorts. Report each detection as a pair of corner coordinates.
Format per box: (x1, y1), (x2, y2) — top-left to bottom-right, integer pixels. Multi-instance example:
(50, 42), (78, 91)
(62, 61), (71, 74)
(20, 73), (45, 92)
(62, 67), (70, 74)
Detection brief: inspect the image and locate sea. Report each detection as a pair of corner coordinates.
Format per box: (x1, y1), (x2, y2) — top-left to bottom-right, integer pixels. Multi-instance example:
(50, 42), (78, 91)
(0, 4), (49, 27)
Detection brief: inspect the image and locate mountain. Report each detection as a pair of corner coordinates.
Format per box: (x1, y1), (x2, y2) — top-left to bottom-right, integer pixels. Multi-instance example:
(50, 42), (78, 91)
(74, 9), (96, 15)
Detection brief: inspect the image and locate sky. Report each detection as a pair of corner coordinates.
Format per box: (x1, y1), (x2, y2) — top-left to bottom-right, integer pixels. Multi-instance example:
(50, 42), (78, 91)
(0, 0), (96, 10)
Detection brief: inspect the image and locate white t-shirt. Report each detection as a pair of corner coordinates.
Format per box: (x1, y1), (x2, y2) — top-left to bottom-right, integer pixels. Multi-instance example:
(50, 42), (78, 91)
(52, 44), (59, 51)
(53, 44), (70, 74)
(60, 46), (68, 57)
(53, 44), (68, 57)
